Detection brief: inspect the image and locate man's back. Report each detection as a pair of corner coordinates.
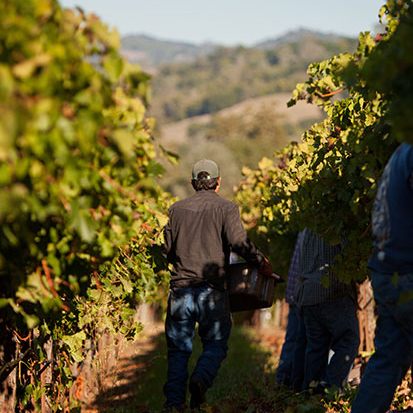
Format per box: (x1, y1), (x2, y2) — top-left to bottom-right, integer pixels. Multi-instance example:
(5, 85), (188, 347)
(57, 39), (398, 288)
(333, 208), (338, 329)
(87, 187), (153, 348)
(164, 189), (260, 290)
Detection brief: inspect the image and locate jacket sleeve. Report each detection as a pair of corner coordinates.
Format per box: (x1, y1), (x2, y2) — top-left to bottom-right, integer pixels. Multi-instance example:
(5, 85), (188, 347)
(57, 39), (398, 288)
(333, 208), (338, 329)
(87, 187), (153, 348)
(223, 203), (266, 267)
(162, 210), (176, 264)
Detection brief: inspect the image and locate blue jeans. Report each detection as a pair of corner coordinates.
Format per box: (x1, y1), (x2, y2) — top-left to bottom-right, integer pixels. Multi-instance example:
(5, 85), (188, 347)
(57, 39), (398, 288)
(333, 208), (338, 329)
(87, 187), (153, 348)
(163, 286), (232, 409)
(351, 271), (413, 413)
(302, 296), (360, 391)
(277, 304), (306, 390)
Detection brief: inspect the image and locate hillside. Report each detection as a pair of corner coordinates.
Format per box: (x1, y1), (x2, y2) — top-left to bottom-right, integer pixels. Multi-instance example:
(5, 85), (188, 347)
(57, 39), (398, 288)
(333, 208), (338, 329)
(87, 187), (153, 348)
(157, 93), (325, 200)
(121, 28), (356, 71)
(121, 34), (218, 72)
(145, 31), (356, 123)
(121, 29), (357, 199)
(255, 28), (353, 49)
(159, 92), (323, 146)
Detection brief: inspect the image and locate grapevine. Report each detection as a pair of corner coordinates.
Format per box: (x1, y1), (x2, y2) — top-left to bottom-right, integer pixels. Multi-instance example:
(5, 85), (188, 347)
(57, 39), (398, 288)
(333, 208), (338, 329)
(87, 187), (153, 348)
(0, 0), (171, 409)
(235, 1), (412, 285)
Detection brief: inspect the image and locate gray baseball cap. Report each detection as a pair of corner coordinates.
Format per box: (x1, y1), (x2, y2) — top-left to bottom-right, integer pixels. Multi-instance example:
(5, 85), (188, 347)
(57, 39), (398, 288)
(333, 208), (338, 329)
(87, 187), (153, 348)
(191, 159), (220, 181)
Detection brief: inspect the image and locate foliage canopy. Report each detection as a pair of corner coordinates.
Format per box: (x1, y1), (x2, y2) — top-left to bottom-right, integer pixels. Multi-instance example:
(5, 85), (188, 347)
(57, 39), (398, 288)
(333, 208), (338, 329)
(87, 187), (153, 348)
(235, 0), (412, 284)
(0, 0), (171, 408)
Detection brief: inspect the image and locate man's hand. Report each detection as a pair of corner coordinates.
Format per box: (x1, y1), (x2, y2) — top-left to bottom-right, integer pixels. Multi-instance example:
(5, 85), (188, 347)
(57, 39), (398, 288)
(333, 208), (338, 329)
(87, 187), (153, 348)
(259, 257), (273, 276)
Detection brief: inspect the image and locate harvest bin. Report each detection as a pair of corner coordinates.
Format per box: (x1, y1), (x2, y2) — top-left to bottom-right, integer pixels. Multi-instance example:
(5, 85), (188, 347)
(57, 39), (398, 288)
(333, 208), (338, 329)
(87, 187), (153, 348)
(227, 261), (282, 312)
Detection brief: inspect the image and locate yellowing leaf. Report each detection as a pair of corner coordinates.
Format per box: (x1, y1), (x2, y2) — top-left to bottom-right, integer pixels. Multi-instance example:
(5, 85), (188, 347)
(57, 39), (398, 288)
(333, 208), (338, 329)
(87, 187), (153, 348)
(12, 54), (52, 79)
(258, 157), (274, 171)
(112, 129), (135, 155)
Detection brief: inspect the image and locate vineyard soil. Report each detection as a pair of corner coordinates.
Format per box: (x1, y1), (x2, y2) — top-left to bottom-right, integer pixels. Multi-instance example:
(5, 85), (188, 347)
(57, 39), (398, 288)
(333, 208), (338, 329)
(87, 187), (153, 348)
(78, 324), (286, 412)
(75, 322), (413, 413)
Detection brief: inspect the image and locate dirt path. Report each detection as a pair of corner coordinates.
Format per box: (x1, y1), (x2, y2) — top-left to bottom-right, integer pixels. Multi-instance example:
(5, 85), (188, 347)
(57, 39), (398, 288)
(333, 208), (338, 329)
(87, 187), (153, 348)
(78, 324), (287, 412)
(76, 323), (413, 413)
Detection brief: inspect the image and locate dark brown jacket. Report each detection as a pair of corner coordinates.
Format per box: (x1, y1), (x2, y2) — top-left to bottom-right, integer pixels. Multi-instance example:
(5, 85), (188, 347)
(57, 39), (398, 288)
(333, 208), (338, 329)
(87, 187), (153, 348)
(163, 189), (266, 290)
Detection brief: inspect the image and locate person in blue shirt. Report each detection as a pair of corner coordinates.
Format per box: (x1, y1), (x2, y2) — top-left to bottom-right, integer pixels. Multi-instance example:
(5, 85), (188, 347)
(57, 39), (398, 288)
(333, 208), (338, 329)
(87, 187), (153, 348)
(351, 143), (413, 413)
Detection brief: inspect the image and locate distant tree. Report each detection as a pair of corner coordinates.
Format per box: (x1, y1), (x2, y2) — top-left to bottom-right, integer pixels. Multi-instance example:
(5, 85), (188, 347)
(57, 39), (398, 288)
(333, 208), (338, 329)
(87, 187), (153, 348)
(265, 49), (280, 66)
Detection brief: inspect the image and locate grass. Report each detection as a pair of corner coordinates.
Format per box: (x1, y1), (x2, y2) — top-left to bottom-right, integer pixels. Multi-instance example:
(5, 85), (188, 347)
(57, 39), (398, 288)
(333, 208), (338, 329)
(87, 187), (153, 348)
(104, 326), (332, 413)
(121, 326), (280, 412)
(99, 325), (413, 413)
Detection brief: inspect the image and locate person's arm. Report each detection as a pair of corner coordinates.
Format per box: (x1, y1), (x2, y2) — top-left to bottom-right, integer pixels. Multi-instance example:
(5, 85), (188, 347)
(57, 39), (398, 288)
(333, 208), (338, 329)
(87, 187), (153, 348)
(162, 210), (176, 264)
(402, 142), (413, 188)
(223, 203), (272, 274)
(285, 232), (302, 302)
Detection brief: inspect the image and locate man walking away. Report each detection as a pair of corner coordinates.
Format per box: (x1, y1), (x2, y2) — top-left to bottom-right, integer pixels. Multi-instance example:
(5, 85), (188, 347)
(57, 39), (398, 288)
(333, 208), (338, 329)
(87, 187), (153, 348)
(162, 159), (272, 412)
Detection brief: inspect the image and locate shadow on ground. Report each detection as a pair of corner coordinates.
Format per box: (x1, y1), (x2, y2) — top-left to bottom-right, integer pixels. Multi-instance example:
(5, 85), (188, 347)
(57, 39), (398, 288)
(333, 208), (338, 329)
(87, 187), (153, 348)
(90, 326), (280, 413)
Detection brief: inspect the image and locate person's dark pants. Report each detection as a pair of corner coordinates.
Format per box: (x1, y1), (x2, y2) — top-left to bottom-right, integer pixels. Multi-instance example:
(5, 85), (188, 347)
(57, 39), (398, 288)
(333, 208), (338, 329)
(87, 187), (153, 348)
(277, 304), (306, 390)
(302, 295), (360, 391)
(351, 271), (413, 413)
(163, 286), (232, 410)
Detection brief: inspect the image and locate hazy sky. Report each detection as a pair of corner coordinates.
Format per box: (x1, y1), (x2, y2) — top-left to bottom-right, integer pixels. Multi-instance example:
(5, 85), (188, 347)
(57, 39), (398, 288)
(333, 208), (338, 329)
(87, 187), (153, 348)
(59, 0), (387, 45)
